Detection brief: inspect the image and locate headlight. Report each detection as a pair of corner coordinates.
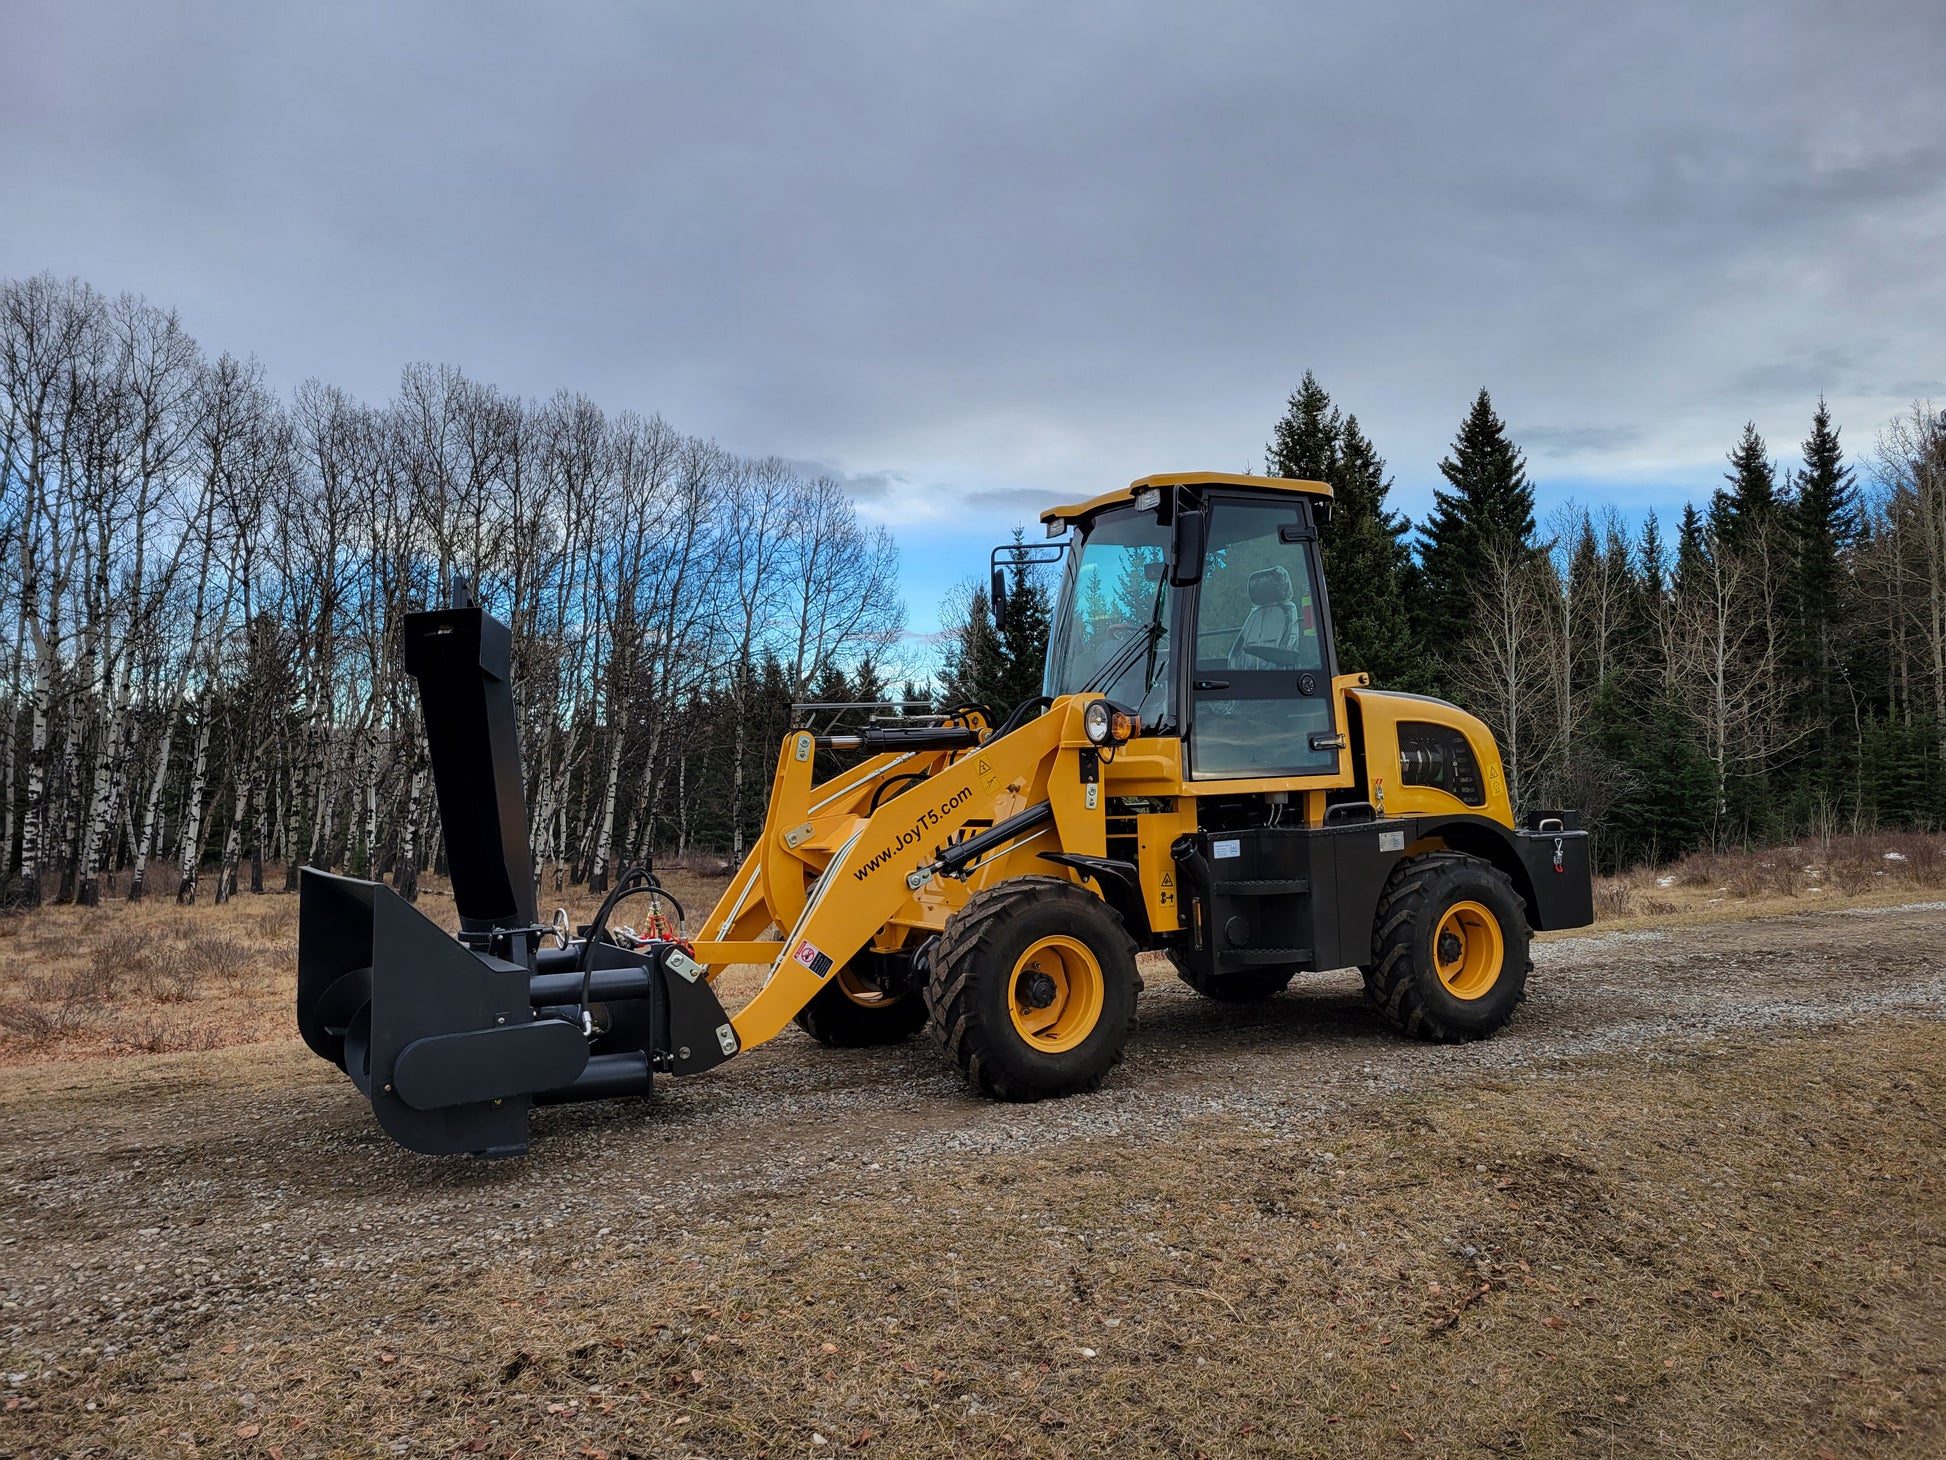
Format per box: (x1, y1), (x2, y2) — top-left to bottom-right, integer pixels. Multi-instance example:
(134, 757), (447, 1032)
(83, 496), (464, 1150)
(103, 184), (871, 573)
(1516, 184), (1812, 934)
(1083, 700), (1137, 745)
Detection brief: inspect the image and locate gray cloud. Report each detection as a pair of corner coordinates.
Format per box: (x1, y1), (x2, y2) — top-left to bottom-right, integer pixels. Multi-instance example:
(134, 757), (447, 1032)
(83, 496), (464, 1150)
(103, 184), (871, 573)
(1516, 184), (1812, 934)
(964, 486), (1068, 516)
(1520, 425), (1647, 459)
(1731, 351), (1864, 403)
(776, 459), (910, 503)
(4, 0), (1941, 542)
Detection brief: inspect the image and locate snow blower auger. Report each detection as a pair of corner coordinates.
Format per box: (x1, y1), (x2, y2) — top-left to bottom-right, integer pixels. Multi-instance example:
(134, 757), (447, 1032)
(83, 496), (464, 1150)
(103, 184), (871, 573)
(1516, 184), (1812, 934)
(297, 474), (1595, 1158)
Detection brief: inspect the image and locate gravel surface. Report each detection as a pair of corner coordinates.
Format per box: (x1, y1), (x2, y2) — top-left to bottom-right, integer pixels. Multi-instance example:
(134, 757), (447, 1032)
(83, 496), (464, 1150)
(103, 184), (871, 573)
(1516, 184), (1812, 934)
(3, 901), (1943, 1422)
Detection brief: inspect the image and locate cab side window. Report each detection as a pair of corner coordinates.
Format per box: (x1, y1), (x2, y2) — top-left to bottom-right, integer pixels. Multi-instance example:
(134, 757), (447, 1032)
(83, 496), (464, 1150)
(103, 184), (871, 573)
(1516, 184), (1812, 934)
(1189, 501), (1336, 778)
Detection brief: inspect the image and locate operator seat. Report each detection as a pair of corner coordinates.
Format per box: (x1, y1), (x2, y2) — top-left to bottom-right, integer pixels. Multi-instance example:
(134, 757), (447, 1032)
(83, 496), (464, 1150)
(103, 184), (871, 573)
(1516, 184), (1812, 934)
(1227, 565), (1305, 671)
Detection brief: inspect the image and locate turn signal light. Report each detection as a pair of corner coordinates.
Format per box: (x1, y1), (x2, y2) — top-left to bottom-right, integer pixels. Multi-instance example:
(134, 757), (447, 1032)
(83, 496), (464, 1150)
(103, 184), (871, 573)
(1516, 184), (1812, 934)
(1083, 700), (1139, 746)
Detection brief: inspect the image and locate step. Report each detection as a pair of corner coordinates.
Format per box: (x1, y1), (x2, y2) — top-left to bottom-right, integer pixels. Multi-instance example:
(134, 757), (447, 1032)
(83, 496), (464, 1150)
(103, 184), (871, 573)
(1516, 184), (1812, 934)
(1211, 877), (1311, 897)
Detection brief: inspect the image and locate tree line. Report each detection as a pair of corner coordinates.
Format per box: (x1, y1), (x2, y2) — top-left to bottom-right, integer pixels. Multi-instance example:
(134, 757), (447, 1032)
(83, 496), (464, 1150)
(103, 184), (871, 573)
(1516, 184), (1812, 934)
(941, 372), (1946, 873)
(10, 267), (1942, 905)
(0, 273), (904, 908)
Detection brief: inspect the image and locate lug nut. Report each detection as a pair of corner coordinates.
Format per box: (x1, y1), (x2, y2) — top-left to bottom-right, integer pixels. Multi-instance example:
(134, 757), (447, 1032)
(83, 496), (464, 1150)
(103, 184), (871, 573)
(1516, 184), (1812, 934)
(1018, 971), (1058, 1009)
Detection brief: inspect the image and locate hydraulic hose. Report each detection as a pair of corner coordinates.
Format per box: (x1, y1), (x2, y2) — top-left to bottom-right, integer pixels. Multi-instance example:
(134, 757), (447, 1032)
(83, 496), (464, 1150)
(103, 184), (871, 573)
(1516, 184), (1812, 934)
(992, 694), (1055, 739)
(576, 865), (656, 1023)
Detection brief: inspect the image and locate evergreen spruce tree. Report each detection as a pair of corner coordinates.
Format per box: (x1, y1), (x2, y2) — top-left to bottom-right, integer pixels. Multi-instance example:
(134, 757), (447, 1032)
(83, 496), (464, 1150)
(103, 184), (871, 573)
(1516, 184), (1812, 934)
(809, 660), (853, 707)
(1633, 510), (1671, 691)
(1590, 679), (1714, 868)
(1414, 389), (1537, 682)
(995, 529), (1054, 712)
(1711, 422), (1779, 556)
(938, 587), (1008, 713)
(1673, 502), (1710, 600)
(1637, 510), (1666, 597)
(1265, 370), (1341, 483)
(937, 531), (1053, 718)
(1789, 397), (1858, 793)
(807, 659), (858, 780)
(850, 652), (887, 706)
(1323, 414), (1427, 689)
(1265, 373), (1428, 688)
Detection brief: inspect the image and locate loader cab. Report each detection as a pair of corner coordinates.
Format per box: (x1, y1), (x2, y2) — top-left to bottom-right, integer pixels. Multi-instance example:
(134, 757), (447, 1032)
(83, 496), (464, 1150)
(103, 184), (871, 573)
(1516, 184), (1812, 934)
(1042, 475), (1342, 780)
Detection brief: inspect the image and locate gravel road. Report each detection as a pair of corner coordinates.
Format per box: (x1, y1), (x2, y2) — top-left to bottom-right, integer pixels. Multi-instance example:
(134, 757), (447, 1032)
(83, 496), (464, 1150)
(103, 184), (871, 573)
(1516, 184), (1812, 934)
(3, 900), (1943, 1429)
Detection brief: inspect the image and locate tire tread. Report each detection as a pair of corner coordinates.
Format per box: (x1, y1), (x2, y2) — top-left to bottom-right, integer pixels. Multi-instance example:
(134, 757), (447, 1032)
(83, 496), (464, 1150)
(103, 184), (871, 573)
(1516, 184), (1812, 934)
(1362, 852), (1530, 1043)
(924, 876), (1141, 1101)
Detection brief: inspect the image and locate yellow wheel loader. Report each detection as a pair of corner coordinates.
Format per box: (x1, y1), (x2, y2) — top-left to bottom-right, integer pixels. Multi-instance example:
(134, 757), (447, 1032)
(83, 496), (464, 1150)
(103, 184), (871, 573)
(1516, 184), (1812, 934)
(297, 474), (1592, 1156)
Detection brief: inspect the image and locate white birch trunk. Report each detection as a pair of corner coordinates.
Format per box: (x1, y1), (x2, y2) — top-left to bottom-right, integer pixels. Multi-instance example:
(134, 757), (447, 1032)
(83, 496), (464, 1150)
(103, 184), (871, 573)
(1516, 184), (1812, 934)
(175, 707), (214, 903)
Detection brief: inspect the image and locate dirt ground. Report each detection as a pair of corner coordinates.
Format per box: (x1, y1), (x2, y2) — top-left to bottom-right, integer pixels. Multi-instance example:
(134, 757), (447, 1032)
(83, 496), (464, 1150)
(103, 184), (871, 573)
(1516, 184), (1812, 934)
(2, 887), (1943, 1458)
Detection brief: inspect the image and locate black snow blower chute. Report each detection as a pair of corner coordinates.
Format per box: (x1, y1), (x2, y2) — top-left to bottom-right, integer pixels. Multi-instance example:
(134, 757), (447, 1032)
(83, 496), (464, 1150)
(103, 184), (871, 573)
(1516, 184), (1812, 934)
(295, 583), (738, 1157)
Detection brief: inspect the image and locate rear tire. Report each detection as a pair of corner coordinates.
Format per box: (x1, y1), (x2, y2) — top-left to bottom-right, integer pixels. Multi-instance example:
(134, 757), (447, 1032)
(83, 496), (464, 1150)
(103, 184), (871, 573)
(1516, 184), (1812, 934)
(925, 876), (1141, 1101)
(1166, 949), (1294, 1002)
(793, 963), (929, 1047)
(1363, 852), (1529, 1042)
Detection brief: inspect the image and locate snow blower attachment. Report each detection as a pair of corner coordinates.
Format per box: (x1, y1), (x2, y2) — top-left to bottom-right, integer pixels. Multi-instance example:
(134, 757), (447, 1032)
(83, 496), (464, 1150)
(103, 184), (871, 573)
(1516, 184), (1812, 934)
(295, 584), (737, 1156)
(299, 475), (1595, 1159)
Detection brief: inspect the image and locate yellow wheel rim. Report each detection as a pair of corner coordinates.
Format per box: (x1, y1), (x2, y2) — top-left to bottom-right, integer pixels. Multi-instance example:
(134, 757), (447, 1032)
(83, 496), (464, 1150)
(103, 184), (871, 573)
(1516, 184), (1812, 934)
(1007, 935), (1105, 1053)
(835, 964), (903, 1009)
(1433, 900), (1504, 1000)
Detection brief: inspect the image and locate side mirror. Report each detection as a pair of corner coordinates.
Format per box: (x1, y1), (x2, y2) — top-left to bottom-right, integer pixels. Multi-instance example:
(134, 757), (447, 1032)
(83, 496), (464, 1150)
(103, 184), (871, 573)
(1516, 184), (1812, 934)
(990, 565), (1009, 633)
(1169, 509), (1207, 587)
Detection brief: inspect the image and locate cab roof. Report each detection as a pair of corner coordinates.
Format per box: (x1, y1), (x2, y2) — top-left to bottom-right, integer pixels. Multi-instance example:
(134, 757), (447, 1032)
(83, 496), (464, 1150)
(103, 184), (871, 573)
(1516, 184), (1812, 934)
(1039, 471), (1333, 528)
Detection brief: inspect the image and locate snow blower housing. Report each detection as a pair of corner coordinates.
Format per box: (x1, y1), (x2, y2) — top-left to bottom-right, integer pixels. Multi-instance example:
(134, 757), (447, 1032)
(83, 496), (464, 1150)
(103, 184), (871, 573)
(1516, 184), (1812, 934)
(294, 592), (738, 1156)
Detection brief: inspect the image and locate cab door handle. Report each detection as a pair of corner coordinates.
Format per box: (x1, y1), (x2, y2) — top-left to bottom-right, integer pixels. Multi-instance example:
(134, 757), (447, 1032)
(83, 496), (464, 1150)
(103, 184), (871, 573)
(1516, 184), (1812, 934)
(1193, 679), (1231, 691)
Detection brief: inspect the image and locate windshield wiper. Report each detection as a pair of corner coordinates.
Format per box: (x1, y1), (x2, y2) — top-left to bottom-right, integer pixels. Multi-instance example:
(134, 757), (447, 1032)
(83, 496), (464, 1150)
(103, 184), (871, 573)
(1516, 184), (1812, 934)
(1139, 576), (1169, 693)
(1084, 618), (1162, 696)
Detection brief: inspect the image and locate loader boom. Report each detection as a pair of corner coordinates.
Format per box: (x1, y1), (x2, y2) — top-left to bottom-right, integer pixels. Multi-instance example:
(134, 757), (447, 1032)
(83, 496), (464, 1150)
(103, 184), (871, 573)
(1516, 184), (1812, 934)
(722, 703), (1078, 1047)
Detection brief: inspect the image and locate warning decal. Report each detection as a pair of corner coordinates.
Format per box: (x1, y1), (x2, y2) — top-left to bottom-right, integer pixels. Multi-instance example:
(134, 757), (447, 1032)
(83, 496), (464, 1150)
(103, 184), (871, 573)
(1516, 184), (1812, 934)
(793, 939), (836, 978)
(976, 755), (997, 793)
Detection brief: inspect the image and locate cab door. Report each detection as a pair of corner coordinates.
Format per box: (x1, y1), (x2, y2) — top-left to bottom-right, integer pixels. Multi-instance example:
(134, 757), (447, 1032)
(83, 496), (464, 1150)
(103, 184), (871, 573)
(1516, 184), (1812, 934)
(1185, 495), (1342, 780)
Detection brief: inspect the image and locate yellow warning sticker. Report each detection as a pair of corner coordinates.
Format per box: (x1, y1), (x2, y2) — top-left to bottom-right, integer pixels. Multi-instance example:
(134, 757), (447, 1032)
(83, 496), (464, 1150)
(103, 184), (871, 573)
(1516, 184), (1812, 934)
(976, 756), (997, 793)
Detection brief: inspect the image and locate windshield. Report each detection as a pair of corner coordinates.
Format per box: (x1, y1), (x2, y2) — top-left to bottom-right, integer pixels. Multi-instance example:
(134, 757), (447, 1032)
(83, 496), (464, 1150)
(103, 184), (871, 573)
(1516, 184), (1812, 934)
(1043, 507), (1172, 721)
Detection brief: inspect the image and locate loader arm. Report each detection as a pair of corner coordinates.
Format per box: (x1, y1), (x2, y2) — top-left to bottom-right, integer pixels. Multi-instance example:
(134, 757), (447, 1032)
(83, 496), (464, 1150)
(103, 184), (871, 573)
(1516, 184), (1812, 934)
(699, 741), (935, 952)
(725, 700), (1097, 1048)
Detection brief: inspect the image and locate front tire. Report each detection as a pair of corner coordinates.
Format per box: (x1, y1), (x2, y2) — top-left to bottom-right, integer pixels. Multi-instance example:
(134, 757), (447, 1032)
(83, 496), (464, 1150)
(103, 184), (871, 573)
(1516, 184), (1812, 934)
(925, 877), (1141, 1101)
(1364, 852), (1530, 1042)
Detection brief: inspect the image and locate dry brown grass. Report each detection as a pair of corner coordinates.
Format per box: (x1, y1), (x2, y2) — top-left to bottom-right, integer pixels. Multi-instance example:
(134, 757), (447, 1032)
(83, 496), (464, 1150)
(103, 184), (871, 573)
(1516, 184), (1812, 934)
(6, 1020), (1939, 1457)
(1590, 830), (1946, 928)
(0, 865), (729, 1069)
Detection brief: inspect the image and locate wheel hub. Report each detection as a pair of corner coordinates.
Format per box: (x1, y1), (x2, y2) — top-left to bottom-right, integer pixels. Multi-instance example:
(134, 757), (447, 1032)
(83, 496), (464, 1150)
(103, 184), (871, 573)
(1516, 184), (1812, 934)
(1432, 900), (1505, 1000)
(1005, 935), (1106, 1053)
(1017, 969), (1059, 1009)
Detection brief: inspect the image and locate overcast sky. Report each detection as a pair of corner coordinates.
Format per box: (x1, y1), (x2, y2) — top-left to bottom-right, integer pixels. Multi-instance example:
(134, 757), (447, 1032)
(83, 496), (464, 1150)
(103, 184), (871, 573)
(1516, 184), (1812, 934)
(6, 1), (1943, 643)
